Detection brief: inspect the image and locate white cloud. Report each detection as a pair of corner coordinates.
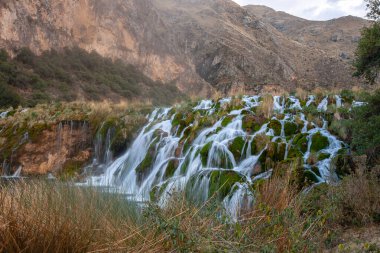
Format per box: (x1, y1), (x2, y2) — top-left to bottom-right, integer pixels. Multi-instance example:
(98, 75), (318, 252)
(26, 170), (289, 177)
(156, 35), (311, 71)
(232, 0), (366, 20)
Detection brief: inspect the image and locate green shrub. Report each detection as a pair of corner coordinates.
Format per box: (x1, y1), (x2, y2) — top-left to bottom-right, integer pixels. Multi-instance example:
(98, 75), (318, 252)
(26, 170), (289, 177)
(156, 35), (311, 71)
(351, 90), (380, 158)
(0, 47), (185, 108)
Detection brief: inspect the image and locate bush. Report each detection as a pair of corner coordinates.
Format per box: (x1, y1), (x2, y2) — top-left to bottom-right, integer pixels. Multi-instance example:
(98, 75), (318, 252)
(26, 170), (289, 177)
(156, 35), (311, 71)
(0, 82), (22, 108)
(351, 90), (380, 159)
(353, 22), (380, 84)
(0, 47), (185, 108)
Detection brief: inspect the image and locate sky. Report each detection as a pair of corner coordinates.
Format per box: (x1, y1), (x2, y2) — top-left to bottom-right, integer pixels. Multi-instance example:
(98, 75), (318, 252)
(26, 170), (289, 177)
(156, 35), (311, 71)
(232, 0), (367, 21)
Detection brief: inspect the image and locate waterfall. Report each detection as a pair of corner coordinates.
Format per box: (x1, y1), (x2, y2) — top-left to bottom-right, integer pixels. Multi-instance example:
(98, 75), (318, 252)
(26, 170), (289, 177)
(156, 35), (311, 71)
(335, 95), (343, 108)
(306, 95), (315, 107)
(317, 96), (328, 112)
(0, 111), (8, 119)
(84, 95), (349, 220)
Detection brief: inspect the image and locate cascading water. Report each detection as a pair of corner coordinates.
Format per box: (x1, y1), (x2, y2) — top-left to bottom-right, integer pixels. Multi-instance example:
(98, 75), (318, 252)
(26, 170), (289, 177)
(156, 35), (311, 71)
(85, 95), (350, 220)
(0, 111), (8, 119)
(318, 96), (328, 112)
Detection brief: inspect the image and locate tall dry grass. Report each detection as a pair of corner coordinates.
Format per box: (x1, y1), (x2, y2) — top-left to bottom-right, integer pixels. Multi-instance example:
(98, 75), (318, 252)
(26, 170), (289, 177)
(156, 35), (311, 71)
(0, 181), (166, 253)
(0, 170), (378, 252)
(258, 94), (274, 118)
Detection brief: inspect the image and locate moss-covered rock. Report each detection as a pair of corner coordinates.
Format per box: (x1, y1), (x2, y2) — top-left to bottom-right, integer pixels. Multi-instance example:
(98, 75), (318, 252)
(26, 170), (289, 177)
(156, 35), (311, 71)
(172, 113), (183, 127)
(288, 147), (303, 159)
(135, 140), (158, 183)
(221, 116), (234, 127)
(228, 136), (246, 161)
(267, 142), (278, 161)
(284, 121), (298, 136)
(293, 133), (308, 153)
(304, 170), (320, 184)
(242, 115), (267, 133)
(277, 142), (286, 161)
(318, 153), (330, 161)
(311, 132), (329, 152)
(59, 159), (87, 180)
(268, 119), (282, 136)
(333, 151), (355, 178)
(208, 170), (245, 200)
(289, 158), (306, 190)
(164, 159), (179, 179)
(200, 142), (212, 166)
(253, 134), (271, 153)
(311, 166), (321, 177)
(150, 181), (169, 202)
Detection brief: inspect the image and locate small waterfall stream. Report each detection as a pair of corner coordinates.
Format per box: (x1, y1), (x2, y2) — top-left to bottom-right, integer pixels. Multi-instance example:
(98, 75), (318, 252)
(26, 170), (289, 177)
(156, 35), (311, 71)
(85, 95), (349, 220)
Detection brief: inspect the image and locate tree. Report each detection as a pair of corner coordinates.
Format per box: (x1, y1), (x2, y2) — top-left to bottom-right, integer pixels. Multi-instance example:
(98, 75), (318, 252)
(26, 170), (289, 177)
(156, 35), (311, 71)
(353, 0), (380, 84)
(365, 0), (380, 21)
(353, 23), (380, 84)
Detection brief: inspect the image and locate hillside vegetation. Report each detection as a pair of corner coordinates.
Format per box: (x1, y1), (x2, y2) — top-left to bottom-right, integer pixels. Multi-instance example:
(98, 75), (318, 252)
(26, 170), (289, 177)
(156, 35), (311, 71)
(0, 48), (185, 108)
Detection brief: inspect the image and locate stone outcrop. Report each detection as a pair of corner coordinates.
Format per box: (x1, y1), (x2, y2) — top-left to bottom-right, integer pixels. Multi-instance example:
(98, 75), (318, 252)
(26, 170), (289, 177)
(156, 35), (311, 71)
(15, 121), (92, 175)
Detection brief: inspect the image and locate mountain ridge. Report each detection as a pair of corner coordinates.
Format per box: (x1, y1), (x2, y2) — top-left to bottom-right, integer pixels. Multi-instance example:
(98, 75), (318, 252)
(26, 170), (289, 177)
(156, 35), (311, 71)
(0, 0), (370, 100)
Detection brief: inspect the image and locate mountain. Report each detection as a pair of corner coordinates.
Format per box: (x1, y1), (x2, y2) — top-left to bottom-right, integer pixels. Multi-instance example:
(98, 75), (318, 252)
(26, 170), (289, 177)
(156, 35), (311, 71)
(245, 5), (369, 61)
(0, 0), (370, 100)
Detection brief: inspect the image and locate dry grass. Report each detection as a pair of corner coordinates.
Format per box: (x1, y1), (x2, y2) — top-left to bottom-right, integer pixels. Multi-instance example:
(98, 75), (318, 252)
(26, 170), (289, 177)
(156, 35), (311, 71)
(329, 172), (380, 226)
(0, 170), (378, 252)
(258, 94), (274, 118)
(295, 87), (309, 102)
(0, 181), (164, 253)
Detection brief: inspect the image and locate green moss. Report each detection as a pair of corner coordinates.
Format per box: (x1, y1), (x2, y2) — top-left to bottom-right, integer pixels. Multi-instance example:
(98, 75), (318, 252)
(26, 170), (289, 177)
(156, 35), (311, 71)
(293, 133), (309, 153)
(59, 159), (87, 180)
(228, 136), (246, 161)
(311, 132), (329, 152)
(164, 159), (179, 179)
(340, 89), (355, 103)
(110, 130), (126, 157)
(277, 143), (286, 161)
(242, 115), (266, 132)
(221, 116), (233, 127)
(200, 142), (213, 166)
(333, 151), (355, 178)
(304, 170), (320, 184)
(29, 123), (49, 142)
(318, 153), (330, 161)
(258, 150), (268, 169)
(268, 119), (282, 136)
(251, 178), (266, 190)
(135, 140), (157, 182)
(247, 139), (258, 156)
(311, 167), (321, 177)
(150, 181), (169, 202)
(208, 170), (245, 200)
(288, 147), (303, 159)
(284, 121), (298, 136)
(172, 113), (183, 127)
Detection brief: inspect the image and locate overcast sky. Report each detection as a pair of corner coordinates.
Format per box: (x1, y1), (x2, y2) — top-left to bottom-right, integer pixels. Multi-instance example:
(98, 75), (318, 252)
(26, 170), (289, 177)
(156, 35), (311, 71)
(232, 0), (367, 21)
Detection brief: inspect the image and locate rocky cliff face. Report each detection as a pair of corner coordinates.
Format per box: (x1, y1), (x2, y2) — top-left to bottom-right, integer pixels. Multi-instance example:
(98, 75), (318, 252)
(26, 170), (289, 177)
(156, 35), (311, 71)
(0, 0), (369, 95)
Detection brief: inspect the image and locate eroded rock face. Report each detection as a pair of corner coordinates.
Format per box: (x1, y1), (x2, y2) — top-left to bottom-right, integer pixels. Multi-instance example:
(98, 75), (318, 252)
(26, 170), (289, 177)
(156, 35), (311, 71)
(16, 121), (92, 175)
(0, 0), (212, 96)
(0, 0), (369, 95)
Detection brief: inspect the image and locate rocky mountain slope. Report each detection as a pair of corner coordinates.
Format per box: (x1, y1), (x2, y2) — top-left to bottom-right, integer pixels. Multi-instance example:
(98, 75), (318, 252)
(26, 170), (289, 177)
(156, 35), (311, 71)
(0, 0), (370, 97)
(245, 5), (369, 61)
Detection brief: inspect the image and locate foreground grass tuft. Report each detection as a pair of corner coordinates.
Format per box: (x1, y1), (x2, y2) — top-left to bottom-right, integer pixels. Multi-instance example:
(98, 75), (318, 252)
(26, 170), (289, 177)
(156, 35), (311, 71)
(0, 172), (377, 252)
